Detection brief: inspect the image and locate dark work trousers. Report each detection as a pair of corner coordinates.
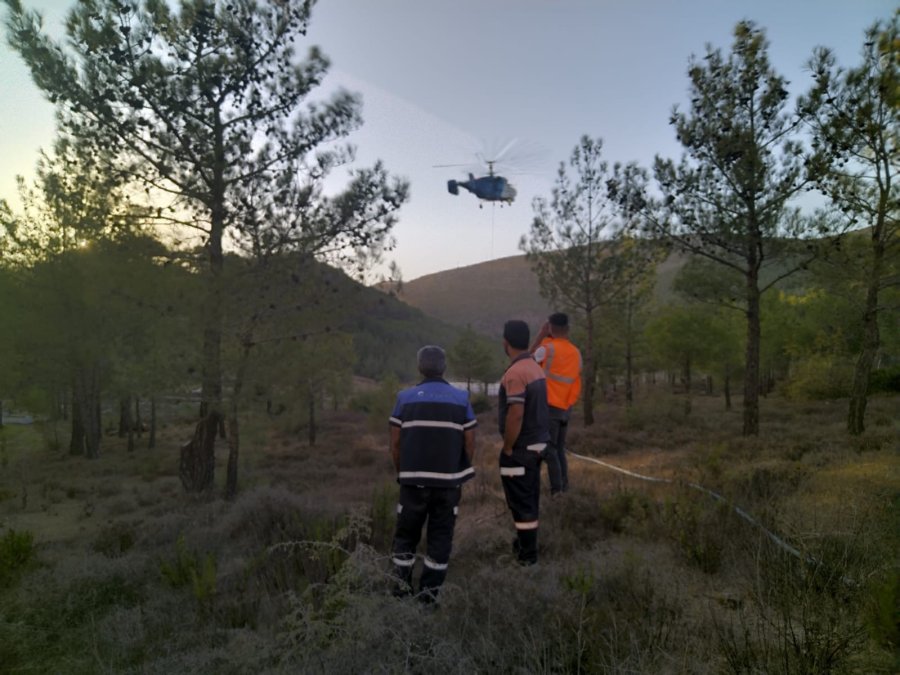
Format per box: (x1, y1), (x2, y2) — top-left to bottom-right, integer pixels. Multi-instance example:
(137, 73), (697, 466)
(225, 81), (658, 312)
(542, 407), (570, 494)
(392, 484), (461, 600)
(499, 452), (541, 565)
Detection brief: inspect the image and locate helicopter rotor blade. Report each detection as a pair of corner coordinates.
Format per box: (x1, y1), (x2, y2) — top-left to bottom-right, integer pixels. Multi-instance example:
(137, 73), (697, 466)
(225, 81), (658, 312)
(477, 139), (550, 176)
(435, 139), (550, 179)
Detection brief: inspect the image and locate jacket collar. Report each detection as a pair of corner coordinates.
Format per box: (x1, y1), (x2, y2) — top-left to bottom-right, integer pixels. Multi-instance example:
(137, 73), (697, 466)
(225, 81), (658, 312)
(417, 376), (450, 386)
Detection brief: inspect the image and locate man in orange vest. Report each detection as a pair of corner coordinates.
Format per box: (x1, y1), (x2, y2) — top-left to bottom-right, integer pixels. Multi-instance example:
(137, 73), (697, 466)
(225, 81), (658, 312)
(530, 312), (582, 495)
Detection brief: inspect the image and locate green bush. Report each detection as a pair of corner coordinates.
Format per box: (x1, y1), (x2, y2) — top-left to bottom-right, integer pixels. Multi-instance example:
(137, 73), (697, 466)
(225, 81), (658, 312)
(362, 375), (400, 432)
(597, 490), (653, 534)
(869, 365), (900, 394)
(93, 524), (136, 559)
(0, 528), (35, 588)
(866, 573), (900, 656)
(662, 492), (730, 574)
(783, 355), (853, 400)
(0, 573), (144, 672)
(368, 483), (399, 552)
(160, 535), (217, 607)
(470, 393), (492, 414)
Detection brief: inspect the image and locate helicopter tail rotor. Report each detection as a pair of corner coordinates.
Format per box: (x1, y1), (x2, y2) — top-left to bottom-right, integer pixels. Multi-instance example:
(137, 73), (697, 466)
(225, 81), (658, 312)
(447, 180), (459, 196)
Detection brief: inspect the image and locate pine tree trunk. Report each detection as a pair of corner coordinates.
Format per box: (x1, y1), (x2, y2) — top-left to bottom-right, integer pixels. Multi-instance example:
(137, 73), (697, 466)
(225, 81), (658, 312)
(625, 332), (634, 406)
(181, 414), (217, 492)
(225, 410), (239, 502)
(848, 233), (884, 435)
(682, 354), (692, 416)
(73, 365), (102, 459)
(120, 394), (134, 452)
(187, 139), (226, 493)
(90, 372), (102, 459)
(308, 390), (316, 447)
(118, 396), (130, 437)
(148, 397), (156, 449)
(134, 396), (142, 438)
(583, 313), (596, 426)
(724, 372), (732, 411)
(70, 392), (85, 455)
(224, 338), (253, 501)
(743, 267), (761, 436)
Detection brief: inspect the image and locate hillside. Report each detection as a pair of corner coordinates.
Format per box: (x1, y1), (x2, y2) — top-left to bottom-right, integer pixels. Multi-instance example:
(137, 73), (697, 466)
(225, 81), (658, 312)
(391, 240), (841, 339)
(311, 264), (469, 381)
(229, 254), (468, 382)
(393, 250), (698, 337)
(395, 255), (554, 337)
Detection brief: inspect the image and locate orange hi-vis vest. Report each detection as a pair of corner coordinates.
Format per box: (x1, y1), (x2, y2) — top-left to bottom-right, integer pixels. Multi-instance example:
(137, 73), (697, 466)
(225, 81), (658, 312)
(537, 337), (582, 410)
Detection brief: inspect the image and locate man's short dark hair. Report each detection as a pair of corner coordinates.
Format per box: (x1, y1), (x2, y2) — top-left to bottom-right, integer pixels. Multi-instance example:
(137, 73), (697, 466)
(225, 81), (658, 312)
(549, 312), (569, 328)
(503, 320), (530, 350)
(417, 345), (446, 378)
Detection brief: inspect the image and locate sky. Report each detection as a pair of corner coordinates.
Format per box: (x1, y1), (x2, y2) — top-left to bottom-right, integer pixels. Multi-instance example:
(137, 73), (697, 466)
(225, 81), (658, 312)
(0, 0), (894, 281)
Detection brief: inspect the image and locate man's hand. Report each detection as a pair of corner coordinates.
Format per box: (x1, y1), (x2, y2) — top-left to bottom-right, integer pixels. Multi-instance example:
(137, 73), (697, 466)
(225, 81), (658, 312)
(529, 321), (551, 353)
(502, 404), (524, 457)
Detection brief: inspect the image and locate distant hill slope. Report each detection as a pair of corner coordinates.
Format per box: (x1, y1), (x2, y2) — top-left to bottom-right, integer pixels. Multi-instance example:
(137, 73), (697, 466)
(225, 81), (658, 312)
(239, 254), (469, 382)
(390, 231), (871, 342)
(392, 250), (697, 337)
(395, 255), (554, 338)
(318, 265), (469, 381)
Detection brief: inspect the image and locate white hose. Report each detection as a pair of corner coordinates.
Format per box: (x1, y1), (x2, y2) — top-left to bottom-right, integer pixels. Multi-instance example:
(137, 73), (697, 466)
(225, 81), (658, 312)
(568, 450), (808, 563)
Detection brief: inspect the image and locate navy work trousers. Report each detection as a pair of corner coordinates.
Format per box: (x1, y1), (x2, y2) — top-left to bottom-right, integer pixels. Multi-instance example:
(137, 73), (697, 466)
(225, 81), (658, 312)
(542, 407), (570, 494)
(392, 484), (461, 600)
(499, 451), (540, 565)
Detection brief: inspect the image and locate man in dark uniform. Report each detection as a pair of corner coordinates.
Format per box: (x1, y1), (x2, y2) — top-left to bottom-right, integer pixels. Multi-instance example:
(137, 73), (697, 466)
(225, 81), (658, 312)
(498, 320), (549, 566)
(389, 345), (477, 602)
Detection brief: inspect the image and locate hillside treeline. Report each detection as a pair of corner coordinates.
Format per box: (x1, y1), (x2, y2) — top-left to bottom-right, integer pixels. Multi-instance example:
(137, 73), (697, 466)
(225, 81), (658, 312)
(0, 0), (896, 494)
(523, 17), (898, 435)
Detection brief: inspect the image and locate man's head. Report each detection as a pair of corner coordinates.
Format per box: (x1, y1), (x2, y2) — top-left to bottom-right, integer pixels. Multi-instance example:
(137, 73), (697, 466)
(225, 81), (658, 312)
(548, 312), (569, 337)
(417, 345), (446, 378)
(502, 320), (530, 355)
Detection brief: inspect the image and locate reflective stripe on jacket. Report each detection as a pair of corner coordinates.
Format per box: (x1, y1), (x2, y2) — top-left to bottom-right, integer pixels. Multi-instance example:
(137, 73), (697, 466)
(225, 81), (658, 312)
(537, 337), (582, 410)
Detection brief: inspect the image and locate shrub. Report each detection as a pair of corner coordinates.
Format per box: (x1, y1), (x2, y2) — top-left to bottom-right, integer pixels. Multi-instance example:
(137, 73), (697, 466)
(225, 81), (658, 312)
(368, 483), (399, 552)
(0, 571), (144, 672)
(93, 524), (136, 559)
(661, 492), (732, 574)
(783, 355), (854, 400)
(354, 374), (400, 432)
(718, 534), (871, 674)
(470, 393), (492, 414)
(160, 535), (217, 608)
(0, 528), (35, 588)
(868, 365), (900, 394)
(866, 573), (900, 657)
(596, 490), (653, 534)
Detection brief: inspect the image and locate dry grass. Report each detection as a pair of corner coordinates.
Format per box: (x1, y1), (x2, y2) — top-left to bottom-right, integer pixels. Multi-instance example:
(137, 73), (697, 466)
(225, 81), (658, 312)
(0, 389), (897, 672)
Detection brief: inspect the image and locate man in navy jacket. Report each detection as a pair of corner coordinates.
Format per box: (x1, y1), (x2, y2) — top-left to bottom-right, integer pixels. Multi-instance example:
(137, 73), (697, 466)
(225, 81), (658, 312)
(389, 345), (477, 602)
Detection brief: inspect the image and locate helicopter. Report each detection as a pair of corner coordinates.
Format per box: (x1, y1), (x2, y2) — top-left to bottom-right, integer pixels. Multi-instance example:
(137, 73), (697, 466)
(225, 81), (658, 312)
(446, 160), (517, 207)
